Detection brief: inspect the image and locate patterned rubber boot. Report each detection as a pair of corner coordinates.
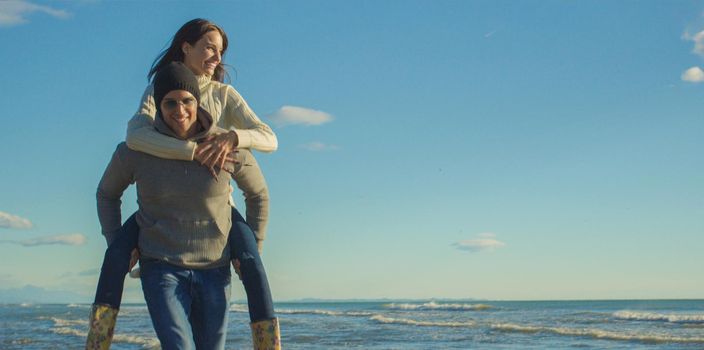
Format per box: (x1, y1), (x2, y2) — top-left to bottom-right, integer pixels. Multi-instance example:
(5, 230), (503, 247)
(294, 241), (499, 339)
(85, 304), (118, 350)
(251, 318), (281, 350)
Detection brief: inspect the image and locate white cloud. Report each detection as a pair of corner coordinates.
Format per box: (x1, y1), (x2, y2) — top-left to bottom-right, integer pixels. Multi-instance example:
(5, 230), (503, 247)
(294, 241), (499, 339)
(682, 66), (704, 82)
(452, 233), (505, 253)
(0, 0), (70, 27)
(683, 30), (704, 57)
(300, 141), (339, 151)
(0, 211), (33, 229)
(268, 105), (333, 127)
(0, 233), (87, 247)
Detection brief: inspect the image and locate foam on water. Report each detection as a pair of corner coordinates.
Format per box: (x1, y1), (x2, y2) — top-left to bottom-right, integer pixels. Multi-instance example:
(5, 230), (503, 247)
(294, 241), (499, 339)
(383, 301), (493, 311)
(112, 334), (160, 349)
(613, 311), (704, 324)
(278, 309), (374, 317)
(39, 316), (88, 327)
(367, 312), (704, 344)
(370, 314), (476, 327)
(230, 304), (374, 317)
(66, 303), (88, 308)
(490, 323), (704, 344)
(47, 317), (160, 349)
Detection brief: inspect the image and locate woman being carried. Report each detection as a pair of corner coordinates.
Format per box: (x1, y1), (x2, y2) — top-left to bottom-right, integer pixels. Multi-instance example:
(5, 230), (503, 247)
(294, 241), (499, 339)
(87, 19), (280, 350)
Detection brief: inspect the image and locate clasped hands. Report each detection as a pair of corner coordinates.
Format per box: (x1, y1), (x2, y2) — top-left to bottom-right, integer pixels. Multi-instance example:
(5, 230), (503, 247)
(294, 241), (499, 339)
(197, 130), (245, 279)
(194, 130), (240, 178)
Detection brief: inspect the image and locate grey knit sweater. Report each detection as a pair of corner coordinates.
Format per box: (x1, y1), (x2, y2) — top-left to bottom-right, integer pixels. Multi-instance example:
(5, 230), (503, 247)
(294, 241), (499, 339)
(97, 112), (244, 269)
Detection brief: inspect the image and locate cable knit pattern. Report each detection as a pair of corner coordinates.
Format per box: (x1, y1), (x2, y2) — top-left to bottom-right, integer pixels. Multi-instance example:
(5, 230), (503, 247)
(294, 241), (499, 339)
(126, 74), (277, 161)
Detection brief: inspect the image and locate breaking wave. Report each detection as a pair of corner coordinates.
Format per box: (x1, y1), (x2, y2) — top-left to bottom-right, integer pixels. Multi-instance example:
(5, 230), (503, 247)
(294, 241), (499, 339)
(229, 304), (373, 317)
(490, 322), (704, 344)
(370, 314), (476, 327)
(366, 313), (704, 344)
(383, 301), (494, 311)
(47, 317), (160, 349)
(613, 311), (704, 324)
(39, 316), (88, 327)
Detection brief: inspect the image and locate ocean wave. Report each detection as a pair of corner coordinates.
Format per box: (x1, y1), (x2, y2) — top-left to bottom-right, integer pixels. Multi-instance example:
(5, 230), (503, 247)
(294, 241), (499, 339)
(67, 303), (88, 308)
(279, 309), (374, 317)
(46, 316), (159, 349)
(49, 326), (160, 349)
(370, 315), (475, 327)
(50, 326), (85, 337)
(230, 304), (373, 317)
(383, 301), (493, 311)
(112, 334), (160, 349)
(11, 338), (34, 345)
(613, 311), (704, 324)
(490, 322), (704, 344)
(42, 317), (88, 327)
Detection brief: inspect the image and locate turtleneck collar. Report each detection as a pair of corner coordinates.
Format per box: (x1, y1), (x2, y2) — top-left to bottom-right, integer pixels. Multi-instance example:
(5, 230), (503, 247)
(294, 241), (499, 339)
(196, 74), (212, 89)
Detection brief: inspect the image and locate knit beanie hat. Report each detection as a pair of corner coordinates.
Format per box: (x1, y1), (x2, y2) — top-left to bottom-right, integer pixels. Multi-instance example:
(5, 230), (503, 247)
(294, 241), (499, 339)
(153, 61), (201, 112)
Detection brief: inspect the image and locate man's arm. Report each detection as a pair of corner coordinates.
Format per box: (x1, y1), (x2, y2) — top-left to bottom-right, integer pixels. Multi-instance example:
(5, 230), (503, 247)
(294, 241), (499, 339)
(96, 143), (135, 245)
(229, 149), (270, 252)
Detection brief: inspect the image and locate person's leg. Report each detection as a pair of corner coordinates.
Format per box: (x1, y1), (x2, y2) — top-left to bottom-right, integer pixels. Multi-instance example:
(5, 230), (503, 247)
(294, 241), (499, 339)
(140, 259), (195, 350)
(86, 213), (139, 350)
(190, 265), (231, 350)
(229, 208), (275, 322)
(228, 208), (280, 349)
(94, 213), (139, 307)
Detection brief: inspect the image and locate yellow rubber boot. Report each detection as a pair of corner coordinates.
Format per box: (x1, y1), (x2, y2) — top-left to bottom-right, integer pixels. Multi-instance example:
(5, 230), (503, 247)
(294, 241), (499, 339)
(85, 304), (118, 350)
(251, 318), (281, 350)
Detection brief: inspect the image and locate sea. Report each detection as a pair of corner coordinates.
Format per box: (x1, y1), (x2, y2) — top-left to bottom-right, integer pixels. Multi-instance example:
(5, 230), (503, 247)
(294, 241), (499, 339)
(1, 300), (703, 349)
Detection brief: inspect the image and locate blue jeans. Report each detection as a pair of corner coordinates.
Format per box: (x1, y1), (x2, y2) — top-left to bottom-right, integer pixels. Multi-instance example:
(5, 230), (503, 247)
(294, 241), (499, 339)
(93, 208), (275, 322)
(141, 259), (231, 350)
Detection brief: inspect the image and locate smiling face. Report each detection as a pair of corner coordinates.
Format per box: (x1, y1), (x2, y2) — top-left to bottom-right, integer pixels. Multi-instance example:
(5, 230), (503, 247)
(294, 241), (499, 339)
(182, 30), (224, 77)
(160, 90), (199, 139)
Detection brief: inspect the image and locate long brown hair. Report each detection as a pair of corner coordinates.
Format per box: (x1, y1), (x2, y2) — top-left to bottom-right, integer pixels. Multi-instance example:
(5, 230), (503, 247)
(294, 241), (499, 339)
(148, 18), (229, 83)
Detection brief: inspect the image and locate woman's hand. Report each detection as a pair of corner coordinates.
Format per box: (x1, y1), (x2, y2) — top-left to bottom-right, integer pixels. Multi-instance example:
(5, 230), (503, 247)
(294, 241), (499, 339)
(195, 131), (239, 177)
(129, 248), (140, 271)
(232, 259), (242, 280)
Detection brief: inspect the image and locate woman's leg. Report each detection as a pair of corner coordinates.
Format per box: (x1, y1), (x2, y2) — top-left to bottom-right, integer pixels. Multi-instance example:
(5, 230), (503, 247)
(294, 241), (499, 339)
(229, 208), (281, 349)
(190, 265), (231, 350)
(86, 213), (139, 350)
(141, 259), (195, 350)
(229, 208), (275, 322)
(93, 213), (139, 307)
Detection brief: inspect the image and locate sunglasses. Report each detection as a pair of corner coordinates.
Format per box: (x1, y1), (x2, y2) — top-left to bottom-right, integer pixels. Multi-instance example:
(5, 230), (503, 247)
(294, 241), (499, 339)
(161, 97), (197, 111)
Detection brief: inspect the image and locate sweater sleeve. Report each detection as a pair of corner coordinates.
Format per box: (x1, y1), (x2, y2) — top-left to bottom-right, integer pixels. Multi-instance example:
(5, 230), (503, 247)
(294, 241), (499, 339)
(96, 143), (135, 245)
(126, 85), (197, 161)
(230, 149), (270, 242)
(222, 85), (278, 153)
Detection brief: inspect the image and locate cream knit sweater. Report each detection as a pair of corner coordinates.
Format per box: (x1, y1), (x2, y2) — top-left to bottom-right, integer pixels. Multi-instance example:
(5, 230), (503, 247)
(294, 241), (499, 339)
(124, 75), (275, 242)
(126, 75), (278, 160)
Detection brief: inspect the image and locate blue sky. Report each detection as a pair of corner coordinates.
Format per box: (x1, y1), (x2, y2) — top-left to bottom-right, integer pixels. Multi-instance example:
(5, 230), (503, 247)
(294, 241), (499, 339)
(0, 0), (702, 302)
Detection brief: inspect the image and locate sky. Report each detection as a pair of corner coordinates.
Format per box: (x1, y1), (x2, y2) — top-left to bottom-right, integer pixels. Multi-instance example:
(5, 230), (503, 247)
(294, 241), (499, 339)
(0, 0), (702, 302)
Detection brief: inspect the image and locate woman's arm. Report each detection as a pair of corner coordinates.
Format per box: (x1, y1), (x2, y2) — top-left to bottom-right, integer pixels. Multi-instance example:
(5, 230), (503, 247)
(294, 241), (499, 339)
(195, 85), (278, 172)
(221, 85), (278, 153)
(96, 143), (135, 245)
(125, 85), (197, 161)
